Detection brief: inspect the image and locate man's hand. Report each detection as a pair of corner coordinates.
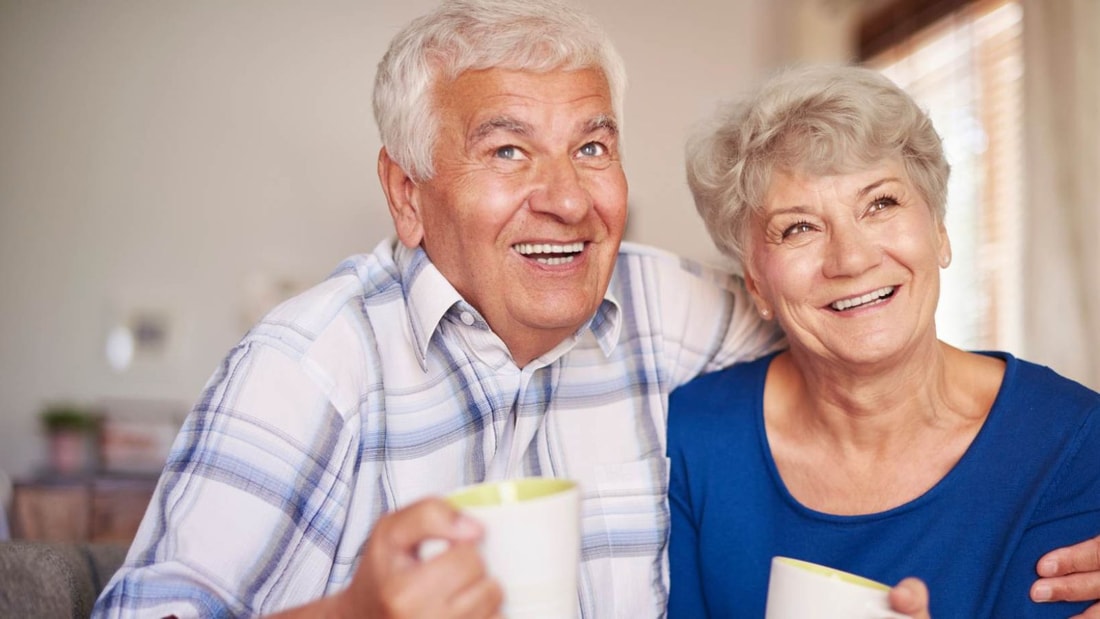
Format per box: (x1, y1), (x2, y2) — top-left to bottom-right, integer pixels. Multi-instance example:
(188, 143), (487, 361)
(1032, 534), (1100, 618)
(339, 497), (504, 618)
(889, 577), (931, 619)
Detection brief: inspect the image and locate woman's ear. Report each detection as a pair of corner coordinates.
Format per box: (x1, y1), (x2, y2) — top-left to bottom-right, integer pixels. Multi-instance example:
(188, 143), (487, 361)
(742, 261), (773, 321)
(937, 221), (952, 268)
(378, 147), (424, 248)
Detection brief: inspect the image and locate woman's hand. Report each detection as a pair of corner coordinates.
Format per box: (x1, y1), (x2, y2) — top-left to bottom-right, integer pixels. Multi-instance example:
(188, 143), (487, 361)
(889, 577), (931, 619)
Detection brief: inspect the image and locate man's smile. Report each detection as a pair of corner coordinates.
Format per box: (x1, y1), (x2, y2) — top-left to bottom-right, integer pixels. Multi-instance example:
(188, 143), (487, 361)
(512, 241), (586, 265)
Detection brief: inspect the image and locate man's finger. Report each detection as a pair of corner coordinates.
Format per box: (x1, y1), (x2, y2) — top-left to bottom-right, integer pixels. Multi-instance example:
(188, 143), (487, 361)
(1067, 599), (1100, 619)
(416, 540), (490, 587)
(1032, 571), (1100, 604)
(384, 540), (498, 618)
(371, 497), (484, 557)
(443, 565), (504, 619)
(1037, 535), (1100, 577)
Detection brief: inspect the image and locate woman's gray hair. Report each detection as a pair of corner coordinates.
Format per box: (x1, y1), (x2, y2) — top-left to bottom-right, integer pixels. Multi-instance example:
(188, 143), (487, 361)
(373, 0), (627, 182)
(686, 64), (950, 266)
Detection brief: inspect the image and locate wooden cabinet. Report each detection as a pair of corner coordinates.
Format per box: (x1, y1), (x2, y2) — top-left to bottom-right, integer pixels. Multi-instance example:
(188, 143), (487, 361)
(11, 475), (158, 542)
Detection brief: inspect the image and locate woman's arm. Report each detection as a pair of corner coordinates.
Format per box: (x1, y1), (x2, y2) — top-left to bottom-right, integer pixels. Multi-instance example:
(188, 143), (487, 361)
(996, 403), (1100, 617)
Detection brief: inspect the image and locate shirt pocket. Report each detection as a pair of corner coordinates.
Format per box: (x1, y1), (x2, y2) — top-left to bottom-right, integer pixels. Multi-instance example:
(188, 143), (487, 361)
(577, 456), (670, 619)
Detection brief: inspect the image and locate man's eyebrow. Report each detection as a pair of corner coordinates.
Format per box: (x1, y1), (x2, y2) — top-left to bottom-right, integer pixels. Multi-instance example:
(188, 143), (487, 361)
(585, 114), (618, 136)
(469, 113), (618, 144)
(471, 116), (531, 142)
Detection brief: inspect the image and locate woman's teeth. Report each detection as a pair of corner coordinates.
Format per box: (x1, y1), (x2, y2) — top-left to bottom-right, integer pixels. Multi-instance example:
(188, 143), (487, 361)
(831, 286), (895, 311)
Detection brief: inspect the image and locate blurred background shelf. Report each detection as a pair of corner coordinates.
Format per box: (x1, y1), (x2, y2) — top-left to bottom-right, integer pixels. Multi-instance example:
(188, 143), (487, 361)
(11, 474), (158, 543)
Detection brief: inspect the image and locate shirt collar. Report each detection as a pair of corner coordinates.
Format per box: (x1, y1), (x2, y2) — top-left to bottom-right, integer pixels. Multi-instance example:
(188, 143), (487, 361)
(588, 288), (622, 357)
(397, 243), (625, 371)
(399, 244), (463, 371)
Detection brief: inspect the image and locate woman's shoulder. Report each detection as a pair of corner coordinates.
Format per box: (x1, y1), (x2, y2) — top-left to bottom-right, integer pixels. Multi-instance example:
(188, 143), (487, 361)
(991, 351), (1100, 411)
(979, 351), (1100, 461)
(672, 352), (777, 404)
(668, 352), (779, 448)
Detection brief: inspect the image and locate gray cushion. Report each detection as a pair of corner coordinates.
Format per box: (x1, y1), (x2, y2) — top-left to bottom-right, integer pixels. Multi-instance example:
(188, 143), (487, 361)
(0, 541), (128, 618)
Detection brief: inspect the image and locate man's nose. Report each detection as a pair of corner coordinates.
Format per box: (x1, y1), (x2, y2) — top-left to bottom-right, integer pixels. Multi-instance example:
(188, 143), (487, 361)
(528, 157), (591, 223)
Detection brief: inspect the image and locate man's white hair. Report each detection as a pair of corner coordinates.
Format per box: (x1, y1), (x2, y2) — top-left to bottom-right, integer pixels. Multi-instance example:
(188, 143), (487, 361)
(372, 0), (627, 181)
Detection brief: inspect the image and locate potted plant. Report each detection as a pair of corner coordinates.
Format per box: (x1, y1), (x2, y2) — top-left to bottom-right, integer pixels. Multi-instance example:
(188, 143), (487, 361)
(40, 403), (99, 475)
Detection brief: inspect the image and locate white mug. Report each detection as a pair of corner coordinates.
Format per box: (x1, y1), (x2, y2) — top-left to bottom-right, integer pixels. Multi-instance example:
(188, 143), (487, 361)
(424, 477), (581, 619)
(765, 556), (910, 619)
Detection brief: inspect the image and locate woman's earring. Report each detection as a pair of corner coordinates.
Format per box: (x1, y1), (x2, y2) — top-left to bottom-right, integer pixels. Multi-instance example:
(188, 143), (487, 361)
(759, 307), (771, 319)
(940, 252), (952, 268)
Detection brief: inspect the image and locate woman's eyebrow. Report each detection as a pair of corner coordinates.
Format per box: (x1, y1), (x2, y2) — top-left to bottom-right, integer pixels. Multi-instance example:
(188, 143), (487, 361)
(858, 177), (902, 197)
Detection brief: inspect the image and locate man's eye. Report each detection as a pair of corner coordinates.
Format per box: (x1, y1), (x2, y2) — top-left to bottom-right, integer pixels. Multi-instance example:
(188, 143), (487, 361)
(495, 145), (522, 160)
(578, 142), (606, 157)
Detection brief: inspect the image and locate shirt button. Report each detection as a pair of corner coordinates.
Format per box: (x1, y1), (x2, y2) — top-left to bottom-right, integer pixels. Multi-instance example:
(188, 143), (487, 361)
(460, 311), (475, 326)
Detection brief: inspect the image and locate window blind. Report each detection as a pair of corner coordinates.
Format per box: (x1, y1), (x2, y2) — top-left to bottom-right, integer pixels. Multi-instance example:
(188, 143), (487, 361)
(863, 0), (1022, 350)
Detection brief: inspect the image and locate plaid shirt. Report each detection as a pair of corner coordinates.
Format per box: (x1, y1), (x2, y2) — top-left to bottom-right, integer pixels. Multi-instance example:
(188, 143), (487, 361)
(94, 239), (781, 618)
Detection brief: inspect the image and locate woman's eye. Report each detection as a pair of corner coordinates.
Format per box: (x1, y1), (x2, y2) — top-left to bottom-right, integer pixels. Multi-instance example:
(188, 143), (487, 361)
(578, 142), (606, 157)
(781, 222), (814, 238)
(869, 196), (899, 213)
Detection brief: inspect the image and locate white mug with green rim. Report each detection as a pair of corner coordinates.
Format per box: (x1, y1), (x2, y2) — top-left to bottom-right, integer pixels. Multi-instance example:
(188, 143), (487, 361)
(765, 556), (909, 619)
(431, 477), (581, 618)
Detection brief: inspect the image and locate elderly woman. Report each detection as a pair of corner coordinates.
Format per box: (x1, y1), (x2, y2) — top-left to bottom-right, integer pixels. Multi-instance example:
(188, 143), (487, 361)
(666, 64), (1100, 618)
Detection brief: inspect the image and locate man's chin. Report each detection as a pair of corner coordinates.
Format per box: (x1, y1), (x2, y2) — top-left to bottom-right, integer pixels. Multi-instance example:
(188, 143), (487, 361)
(515, 302), (601, 336)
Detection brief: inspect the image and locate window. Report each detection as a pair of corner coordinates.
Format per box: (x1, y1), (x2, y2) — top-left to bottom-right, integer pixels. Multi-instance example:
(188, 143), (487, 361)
(861, 0), (1022, 351)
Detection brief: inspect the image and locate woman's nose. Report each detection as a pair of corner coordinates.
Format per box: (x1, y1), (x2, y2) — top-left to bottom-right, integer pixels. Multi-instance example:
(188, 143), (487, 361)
(822, 223), (881, 278)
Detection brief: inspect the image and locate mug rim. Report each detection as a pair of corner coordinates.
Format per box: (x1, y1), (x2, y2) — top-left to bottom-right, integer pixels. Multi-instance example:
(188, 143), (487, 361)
(773, 556), (891, 591)
(447, 477), (576, 508)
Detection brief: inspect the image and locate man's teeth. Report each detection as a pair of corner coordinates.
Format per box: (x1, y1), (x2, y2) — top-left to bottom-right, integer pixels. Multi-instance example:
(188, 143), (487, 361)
(513, 242), (584, 265)
(831, 286), (895, 311)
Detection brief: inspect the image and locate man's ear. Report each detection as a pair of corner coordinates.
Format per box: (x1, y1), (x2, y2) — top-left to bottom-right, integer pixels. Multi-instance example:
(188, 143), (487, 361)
(378, 147), (425, 248)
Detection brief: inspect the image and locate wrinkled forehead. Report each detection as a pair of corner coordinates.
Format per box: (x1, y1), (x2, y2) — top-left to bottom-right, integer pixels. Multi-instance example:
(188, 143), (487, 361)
(770, 129), (898, 178)
(434, 64), (613, 104)
(748, 149), (910, 225)
(430, 66), (616, 132)
(426, 34), (607, 82)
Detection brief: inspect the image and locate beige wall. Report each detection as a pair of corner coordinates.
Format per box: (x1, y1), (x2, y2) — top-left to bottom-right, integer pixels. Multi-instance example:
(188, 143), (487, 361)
(0, 0), (832, 478)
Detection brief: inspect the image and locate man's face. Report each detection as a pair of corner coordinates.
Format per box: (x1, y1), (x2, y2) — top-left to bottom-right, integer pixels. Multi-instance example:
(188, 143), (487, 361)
(401, 67), (628, 365)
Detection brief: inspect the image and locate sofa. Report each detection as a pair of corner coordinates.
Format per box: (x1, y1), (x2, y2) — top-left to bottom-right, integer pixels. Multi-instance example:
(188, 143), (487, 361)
(0, 540), (128, 618)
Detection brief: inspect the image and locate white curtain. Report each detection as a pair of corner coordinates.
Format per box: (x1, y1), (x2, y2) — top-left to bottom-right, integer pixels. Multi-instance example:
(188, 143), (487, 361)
(1022, 0), (1100, 390)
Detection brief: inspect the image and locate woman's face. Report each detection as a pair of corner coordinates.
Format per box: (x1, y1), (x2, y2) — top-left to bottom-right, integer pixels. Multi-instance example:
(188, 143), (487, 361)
(743, 159), (950, 367)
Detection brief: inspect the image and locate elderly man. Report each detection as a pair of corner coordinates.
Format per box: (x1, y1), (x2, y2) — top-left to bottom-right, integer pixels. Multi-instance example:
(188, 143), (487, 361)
(95, 1), (1100, 618)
